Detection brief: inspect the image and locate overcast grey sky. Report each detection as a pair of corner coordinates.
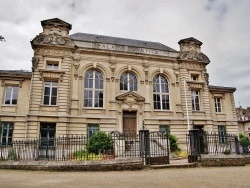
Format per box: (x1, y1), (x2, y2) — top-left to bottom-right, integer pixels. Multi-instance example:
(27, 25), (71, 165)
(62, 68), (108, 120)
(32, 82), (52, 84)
(0, 0), (249, 107)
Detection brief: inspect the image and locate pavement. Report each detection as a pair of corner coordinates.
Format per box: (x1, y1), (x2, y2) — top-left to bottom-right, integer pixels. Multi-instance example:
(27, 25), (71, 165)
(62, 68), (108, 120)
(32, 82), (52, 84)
(149, 158), (198, 169)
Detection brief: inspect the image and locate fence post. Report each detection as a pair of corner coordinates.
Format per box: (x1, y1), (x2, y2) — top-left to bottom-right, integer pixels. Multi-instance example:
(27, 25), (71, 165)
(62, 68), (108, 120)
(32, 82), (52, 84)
(139, 130), (150, 165)
(188, 129), (205, 163)
(234, 136), (240, 154)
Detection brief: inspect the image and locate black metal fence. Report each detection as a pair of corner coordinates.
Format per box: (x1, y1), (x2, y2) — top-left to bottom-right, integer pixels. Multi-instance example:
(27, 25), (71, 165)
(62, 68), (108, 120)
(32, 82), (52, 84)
(0, 131), (170, 165)
(186, 130), (245, 162)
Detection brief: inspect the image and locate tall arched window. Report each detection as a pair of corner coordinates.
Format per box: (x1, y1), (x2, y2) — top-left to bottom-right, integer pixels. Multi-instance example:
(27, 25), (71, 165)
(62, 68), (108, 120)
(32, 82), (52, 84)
(120, 72), (137, 91)
(153, 75), (170, 110)
(84, 70), (103, 107)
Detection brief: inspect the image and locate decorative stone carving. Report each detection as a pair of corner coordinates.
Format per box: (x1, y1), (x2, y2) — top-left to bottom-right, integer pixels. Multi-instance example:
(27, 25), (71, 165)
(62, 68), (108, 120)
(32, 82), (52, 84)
(143, 63), (149, 84)
(32, 57), (39, 72)
(109, 55), (116, 82)
(116, 91), (145, 111)
(179, 52), (210, 64)
(31, 34), (75, 48)
(73, 60), (80, 80)
(204, 73), (209, 85)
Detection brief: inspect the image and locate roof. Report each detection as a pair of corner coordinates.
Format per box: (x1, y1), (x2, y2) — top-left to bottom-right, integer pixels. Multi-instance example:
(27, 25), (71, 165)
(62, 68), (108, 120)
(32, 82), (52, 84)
(41, 18), (72, 30)
(0, 70), (32, 78)
(208, 85), (236, 92)
(178, 37), (203, 46)
(70, 33), (177, 52)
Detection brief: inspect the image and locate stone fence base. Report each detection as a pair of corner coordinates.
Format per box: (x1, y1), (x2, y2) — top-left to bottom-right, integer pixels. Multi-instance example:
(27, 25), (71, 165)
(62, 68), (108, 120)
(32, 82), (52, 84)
(200, 155), (250, 167)
(0, 157), (143, 171)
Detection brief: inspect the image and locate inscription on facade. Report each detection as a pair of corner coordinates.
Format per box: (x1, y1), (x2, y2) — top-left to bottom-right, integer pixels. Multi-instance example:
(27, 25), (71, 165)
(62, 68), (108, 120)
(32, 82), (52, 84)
(74, 41), (179, 58)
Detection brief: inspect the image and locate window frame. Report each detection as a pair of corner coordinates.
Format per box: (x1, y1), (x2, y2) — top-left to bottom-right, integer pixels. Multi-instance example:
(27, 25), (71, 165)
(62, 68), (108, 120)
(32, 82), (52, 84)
(191, 74), (199, 81)
(40, 123), (56, 147)
(43, 80), (58, 106)
(83, 69), (104, 108)
(191, 90), (200, 111)
(87, 124), (99, 139)
(120, 72), (138, 92)
(46, 61), (59, 70)
(159, 125), (170, 134)
(4, 86), (19, 105)
(0, 122), (14, 146)
(153, 75), (170, 110)
(218, 125), (227, 144)
(214, 97), (222, 113)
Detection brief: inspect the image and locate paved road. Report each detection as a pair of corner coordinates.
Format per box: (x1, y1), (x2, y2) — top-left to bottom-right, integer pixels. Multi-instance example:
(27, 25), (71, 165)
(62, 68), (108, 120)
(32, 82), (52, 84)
(0, 166), (250, 188)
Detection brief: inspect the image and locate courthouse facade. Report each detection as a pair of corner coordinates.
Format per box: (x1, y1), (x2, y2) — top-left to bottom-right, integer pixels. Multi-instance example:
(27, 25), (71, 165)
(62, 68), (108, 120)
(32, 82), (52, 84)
(0, 18), (238, 147)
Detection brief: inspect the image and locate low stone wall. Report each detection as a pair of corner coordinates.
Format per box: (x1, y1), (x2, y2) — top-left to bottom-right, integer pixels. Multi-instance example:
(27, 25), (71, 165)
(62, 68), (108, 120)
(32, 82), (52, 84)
(0, 157), (143, 171)
(200, 154), (250, 167)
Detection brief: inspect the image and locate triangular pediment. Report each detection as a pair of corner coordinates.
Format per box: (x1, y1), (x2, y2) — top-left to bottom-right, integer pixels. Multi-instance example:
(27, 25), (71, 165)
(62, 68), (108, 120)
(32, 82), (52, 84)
(116, 91), (145, 101)
(41, 18), (72, 30)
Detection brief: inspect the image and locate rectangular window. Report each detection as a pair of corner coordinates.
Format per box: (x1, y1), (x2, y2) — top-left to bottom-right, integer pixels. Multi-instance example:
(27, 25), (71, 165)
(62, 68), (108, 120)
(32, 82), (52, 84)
(214, 97), (222, 112)
(87, 124), (99, 138)
(218, 126), (227, 144)
(0, 122), (13, 145)
(40, 123), (56, 147)
(191, 90), (200, 111)
(43, 81), (58, 105)
(46, 61), (59, 70)
(159, 125), (170, 134)
(4, 86), (19, 105)
(191, 74), (199, 81)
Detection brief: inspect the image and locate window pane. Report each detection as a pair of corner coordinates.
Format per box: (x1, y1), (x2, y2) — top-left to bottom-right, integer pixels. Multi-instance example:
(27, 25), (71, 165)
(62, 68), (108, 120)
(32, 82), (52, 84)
(52, 88), (57, 96)
(51, 97), (57, 105)
(12, 99), (17, 105)
(44, 87), (50, 96)
(44, 96), (50, 105)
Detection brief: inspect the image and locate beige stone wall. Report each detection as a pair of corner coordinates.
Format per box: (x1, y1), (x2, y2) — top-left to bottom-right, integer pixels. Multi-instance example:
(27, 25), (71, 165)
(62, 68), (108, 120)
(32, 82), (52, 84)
(0, 78), (30, 140)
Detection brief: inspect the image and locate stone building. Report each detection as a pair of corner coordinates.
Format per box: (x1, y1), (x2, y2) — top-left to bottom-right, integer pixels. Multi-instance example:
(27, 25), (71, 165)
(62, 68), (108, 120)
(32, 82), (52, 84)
(236, 107), (250, 138)
(0, 18), (238, 148)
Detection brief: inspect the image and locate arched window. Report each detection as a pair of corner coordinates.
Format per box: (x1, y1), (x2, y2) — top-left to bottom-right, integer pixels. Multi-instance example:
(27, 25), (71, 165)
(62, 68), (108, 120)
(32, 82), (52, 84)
(153, 75), (170, 110)
(120, 72), (137, 91)
(84, 70), (103, 107)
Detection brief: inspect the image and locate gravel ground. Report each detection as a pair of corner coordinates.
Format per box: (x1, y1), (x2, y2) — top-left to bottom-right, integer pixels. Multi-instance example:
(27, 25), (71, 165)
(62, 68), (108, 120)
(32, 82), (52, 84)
(0, 166), (250, 188)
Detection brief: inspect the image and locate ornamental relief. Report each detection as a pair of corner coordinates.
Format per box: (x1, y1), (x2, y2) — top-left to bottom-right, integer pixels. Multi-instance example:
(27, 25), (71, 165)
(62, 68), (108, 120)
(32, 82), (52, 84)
(32, 34), (75, 47)
(179, 52), (210, 64)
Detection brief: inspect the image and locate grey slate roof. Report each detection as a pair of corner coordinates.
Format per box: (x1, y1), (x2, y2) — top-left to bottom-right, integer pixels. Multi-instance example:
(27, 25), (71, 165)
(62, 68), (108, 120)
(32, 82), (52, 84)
(70, 33), (177, 52)
(0, 70), (32, 77)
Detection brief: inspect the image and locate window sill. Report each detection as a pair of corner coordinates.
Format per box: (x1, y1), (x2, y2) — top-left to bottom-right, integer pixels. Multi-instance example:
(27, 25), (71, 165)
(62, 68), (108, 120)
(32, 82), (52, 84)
(1, 105), (17, 113)
(40, 105), (59, 112)
(40, 105), (59, 107)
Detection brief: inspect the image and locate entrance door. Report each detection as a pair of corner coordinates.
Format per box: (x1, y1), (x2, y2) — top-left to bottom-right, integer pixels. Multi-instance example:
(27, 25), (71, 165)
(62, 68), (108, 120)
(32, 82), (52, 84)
(123, 111), (137, 135)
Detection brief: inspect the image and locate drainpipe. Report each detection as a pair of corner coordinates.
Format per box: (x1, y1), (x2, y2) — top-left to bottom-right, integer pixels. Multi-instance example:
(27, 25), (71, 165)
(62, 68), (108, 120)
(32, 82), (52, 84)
(183, 77), (190, 131)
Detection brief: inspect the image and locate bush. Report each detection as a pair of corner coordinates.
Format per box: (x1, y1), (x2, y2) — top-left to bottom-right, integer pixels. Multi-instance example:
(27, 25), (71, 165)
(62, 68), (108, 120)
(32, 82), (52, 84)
(87, 131), (113, 154)
(8, 149), (17, 161)
(223, 148), (231, 155)
(239, 133), (250, 147)
(176, 150), (188, 158)
(73, 150), (102, 160)
(169, 134), (180, 152)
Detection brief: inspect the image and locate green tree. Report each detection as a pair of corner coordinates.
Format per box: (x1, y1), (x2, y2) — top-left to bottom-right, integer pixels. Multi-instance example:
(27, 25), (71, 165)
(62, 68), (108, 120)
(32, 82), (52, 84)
(87, 131), (113, 154)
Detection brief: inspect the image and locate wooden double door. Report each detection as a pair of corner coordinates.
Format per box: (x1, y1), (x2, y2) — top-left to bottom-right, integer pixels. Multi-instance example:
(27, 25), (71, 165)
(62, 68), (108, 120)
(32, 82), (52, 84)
(123, 111), (137, 135)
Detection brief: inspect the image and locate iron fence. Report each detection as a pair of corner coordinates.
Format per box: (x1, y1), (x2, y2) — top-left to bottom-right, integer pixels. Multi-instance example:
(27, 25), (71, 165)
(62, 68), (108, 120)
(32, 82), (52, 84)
(187, 130), (241, 159)
(0, 131), (169, 165)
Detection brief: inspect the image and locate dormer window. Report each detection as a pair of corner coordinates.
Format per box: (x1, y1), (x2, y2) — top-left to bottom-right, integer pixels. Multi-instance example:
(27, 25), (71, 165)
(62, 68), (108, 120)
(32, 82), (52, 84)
(191, 74), (199, 81)
(47, 61), (59, 70)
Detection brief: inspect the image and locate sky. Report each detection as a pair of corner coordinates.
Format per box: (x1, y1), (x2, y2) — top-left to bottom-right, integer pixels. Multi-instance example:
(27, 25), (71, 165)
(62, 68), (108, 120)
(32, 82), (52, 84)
(0, 0), (249, 107)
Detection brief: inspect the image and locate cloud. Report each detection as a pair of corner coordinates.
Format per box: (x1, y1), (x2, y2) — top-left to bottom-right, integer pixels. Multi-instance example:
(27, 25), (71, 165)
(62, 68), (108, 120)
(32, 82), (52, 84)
(0, 0), (249, 107)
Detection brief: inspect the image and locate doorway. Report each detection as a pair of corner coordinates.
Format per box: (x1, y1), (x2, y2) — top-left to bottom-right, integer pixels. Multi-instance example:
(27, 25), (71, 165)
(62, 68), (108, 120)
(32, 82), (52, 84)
(123, 111), (137, 135)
